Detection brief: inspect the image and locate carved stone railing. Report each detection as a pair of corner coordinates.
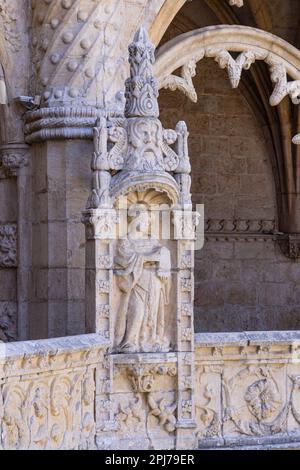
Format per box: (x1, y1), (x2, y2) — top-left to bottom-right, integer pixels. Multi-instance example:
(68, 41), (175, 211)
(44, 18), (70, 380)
(195, 331), (300, 449)
(0, 334), (108, 450)
(2, 331), (300, 450)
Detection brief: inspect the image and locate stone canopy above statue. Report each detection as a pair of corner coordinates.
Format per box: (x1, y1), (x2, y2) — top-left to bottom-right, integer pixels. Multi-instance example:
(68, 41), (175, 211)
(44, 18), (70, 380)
(86, 27), (192, 211)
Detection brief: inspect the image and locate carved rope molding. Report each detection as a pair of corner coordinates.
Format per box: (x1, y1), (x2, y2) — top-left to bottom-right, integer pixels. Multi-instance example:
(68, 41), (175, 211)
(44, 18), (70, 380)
(155, 25), (300, 113)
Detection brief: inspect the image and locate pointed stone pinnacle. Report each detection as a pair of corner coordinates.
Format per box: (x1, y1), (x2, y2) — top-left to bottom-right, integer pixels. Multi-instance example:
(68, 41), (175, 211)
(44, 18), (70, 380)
(125, 27), (159, 119)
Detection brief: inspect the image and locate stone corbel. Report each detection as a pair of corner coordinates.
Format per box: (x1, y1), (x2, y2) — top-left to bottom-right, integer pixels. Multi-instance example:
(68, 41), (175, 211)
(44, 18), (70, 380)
(277, 234), (300, 260)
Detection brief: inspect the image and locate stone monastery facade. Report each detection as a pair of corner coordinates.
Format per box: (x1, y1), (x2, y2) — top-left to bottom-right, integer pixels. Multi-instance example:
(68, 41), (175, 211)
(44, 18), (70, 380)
(1, 0), (300, 450)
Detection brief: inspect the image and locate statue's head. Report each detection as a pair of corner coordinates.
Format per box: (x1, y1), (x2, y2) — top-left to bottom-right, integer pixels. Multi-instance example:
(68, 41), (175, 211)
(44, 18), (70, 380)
(126, 117), (164, 171)
(127, 203), (151, 239)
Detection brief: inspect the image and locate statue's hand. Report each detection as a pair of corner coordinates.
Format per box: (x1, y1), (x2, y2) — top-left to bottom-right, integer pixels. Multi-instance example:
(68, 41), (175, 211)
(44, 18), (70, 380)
(157, 270), (170, 282)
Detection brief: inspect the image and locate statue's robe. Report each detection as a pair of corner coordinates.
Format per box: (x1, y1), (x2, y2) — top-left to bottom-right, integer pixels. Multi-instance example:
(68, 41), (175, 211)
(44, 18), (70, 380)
(114, 239), (171, 352)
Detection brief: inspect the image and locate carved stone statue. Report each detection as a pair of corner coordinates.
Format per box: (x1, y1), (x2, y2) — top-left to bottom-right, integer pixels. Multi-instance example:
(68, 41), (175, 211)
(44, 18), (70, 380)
(114, 207), (171, 353)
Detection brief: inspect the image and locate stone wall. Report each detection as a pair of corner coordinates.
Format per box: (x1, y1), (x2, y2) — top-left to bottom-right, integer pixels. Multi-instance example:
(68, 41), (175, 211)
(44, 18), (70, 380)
(159, 58), (300, 332)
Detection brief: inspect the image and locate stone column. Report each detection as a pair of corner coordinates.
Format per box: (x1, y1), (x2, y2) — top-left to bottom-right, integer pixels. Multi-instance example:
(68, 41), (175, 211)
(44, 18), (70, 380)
(24, 0), (159, 339)
(0, 143), (31, 340)
(26, 0), (126, 339)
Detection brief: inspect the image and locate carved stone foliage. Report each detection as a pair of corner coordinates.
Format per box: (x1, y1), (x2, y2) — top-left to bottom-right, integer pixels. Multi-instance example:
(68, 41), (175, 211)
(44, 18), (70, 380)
(205, 219), (276, 234)
(0, 369), (95, 450)
(108, 390), (177, 449)
(207, 49), (266, 89)
(195, 335), (300, 447)
(114, 394), (145, 438)
(1, 153), (28, 177)
(126, 363), (177, 393)
(100, 356), (178, 449)
(0, 224), (17, 268)
(125, 27), (159, 119)
(159, 59), (199, 103)
(0, 335), (105, 450)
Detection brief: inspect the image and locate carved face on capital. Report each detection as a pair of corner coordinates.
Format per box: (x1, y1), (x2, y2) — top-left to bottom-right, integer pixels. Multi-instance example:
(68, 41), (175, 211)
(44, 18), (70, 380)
(127, 118), (164, 171)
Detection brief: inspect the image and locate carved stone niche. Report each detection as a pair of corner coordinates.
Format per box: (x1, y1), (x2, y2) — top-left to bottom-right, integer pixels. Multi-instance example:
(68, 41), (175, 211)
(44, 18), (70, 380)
(277, 234), (300, 260)
(112, 189), (178, 356)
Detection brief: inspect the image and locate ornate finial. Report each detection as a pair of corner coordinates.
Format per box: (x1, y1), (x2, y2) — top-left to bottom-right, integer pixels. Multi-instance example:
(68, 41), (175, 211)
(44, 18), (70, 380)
(125, 26), (159, 118)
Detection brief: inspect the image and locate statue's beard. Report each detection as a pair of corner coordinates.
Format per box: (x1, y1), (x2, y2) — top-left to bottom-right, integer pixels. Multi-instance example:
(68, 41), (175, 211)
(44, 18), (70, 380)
(138, 145), (163, 170)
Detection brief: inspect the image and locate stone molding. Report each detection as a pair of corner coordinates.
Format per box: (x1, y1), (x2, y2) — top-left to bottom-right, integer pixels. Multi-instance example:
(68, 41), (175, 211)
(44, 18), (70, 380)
(24, 107), (123, 143)
(204, 219), (278, 242)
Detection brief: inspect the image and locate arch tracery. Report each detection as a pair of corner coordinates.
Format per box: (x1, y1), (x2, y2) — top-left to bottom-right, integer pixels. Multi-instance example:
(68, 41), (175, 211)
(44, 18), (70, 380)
(155, 25), (300, 111)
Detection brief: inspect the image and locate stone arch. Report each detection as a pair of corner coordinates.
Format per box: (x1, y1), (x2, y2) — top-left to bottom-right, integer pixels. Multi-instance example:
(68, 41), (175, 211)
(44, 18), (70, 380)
(155, 25), (300, 109)
(149, 0), (187, 45)
(154, 25), (300, 233)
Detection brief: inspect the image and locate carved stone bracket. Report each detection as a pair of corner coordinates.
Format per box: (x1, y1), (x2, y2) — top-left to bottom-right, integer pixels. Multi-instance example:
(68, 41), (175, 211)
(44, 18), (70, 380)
(277, 234), (300, 259)
(127, 363), (177, 393)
